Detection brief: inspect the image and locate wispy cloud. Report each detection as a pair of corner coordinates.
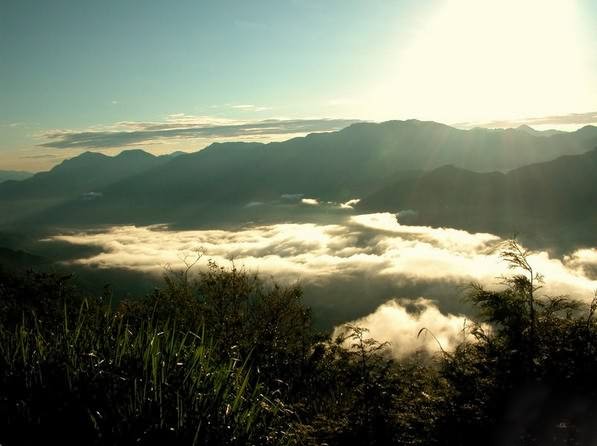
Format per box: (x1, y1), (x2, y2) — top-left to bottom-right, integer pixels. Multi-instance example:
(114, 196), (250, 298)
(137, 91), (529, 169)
(229, 104), (272, 112)
(20, 153), (59, 159)
(4, 122), (34, 129)
(38, 115), (359, 149)
(456, 111), (597, 129)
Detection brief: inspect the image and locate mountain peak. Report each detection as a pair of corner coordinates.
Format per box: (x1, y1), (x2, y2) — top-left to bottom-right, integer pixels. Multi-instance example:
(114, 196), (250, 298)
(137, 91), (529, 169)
(515, 124), (565, 137)
(577, 124), (597, 134)
(116, 149), (154, 159)
(342, 119), (454, 134)
(56, 151), (108, 168)
(77, 151), (108, 160)
(164, 150), (187, 158)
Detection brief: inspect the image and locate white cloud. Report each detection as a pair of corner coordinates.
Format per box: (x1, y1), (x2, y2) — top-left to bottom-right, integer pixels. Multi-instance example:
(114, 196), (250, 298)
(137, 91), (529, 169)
(565, 249), (597, 270)
(301, 198), (319, 205)
(45, 213), (597, 353)
(47, 214), (597, 304)
(49, 214), (597, 356)
(340, 198), (360, 209)
(230, 104), (272, 112)
(334, 298), (480, 358)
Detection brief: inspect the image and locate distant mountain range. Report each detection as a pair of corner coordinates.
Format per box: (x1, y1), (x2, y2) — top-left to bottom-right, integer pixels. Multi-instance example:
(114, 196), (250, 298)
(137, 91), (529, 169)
(1, 149), (169, 199)
(514, 124), (565, 138)
(0, 149), (170, 223)
(358, 148), (597, 250)
(0, 170), (33, 183)
(1, 120), (596, 249)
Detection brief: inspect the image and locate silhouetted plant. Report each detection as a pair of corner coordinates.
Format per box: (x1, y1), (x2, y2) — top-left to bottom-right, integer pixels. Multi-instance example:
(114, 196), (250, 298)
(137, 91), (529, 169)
(2, 242), (597, 446)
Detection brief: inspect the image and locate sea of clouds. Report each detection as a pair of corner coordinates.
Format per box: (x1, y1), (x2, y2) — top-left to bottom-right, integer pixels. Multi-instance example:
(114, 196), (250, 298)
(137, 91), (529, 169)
(47, 213), (597, 358)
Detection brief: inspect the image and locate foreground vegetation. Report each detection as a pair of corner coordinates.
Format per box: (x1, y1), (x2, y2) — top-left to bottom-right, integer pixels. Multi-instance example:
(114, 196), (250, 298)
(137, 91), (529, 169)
(1, 242), (597, 445)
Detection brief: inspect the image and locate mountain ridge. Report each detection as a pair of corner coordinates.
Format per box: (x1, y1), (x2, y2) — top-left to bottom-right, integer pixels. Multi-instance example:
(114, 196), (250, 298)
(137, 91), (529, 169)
(1, 121), (596, 250)
(358, 147), (597, 250)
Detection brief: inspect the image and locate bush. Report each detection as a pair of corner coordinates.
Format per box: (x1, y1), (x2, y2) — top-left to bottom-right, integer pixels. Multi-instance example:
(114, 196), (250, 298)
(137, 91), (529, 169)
(2, 243), (597, 445)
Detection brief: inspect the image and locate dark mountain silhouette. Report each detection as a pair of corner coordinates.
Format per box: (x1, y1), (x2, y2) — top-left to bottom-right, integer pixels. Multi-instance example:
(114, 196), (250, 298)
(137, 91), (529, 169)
(0, 149), (166, 199)
(164, 150), (188, 158)
(1, 121), (596, 240)
(358, 148), (597, 249)
(0, 246), (47, 270)
(0, 149), (168, 224)
(0, 170), (33, 183)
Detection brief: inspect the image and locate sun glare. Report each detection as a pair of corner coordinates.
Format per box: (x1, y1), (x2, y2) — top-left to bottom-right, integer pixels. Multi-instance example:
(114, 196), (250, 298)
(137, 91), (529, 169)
(367, 0), (592, 125)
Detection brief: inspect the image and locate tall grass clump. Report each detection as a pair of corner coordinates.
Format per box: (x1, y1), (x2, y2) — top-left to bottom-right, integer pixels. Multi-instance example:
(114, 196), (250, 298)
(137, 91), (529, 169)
(0, 273), (288, 445)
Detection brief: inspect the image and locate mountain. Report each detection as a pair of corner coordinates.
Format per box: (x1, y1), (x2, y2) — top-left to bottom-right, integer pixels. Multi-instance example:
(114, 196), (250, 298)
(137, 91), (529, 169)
(0, 247), (48, 271)
(0, 170), (33, 183)
(2, 120), (597, 232)
(515, 124), (564, 137)
(163, 150), (188, 158)
(0, 149), (169, 224)
(358, 148), (597, 250)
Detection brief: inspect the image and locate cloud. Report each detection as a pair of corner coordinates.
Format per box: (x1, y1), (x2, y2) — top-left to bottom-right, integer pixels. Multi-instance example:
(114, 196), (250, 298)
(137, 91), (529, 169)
(46, 213), (597, 350)
(46, 214), (597, 312)
(38, 116), (359, 149)
(19, 154), (59, 159)
(350, 213), (500, 253)
(301, 198), (319, 205)
(340, 198), (360, 209)
(230, 104), (272, 112)
(244, 201), (264, 208)
(457, 111), (597, 129)
(564, 249), (597, 280)
(334, 298), (480, 358)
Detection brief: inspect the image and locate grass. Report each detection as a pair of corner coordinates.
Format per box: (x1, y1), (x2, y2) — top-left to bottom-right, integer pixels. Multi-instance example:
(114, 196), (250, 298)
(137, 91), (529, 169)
(0, 298), (286, 445)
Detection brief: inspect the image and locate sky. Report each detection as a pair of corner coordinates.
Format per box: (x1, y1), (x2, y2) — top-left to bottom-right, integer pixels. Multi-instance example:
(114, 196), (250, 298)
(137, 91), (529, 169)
(1, 0), (597, 171)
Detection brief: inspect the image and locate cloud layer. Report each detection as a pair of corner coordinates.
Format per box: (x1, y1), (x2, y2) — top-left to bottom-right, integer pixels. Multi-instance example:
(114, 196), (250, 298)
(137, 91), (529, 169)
(39, 116), (360, 149)
(46, 213), (597, 355)
(458, 111), (597, 130)
(47, 213), (597, 324)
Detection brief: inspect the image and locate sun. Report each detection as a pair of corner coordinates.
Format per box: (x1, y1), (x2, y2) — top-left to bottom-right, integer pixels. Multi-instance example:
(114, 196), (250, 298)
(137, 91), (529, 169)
(365, 0), (592, 126)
